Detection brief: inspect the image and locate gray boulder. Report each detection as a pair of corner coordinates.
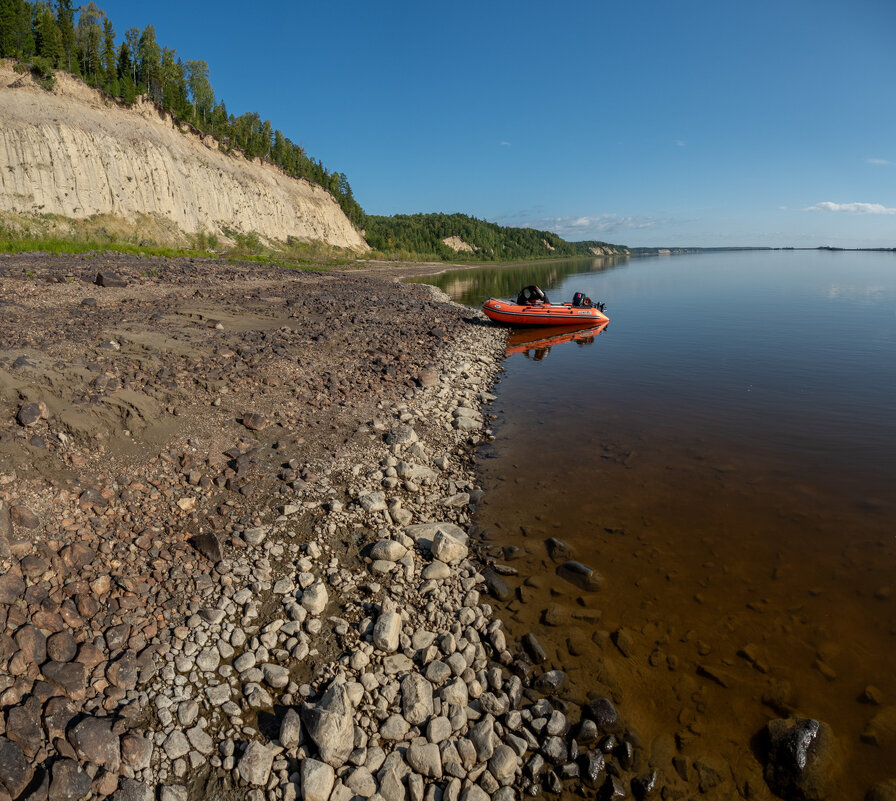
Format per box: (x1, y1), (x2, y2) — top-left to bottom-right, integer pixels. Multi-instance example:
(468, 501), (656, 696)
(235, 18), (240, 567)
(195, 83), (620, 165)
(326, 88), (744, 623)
(301, 758), (335, 801)
(373, 611), (402, 653)
(238, 741), (275, 786)
(280, 707), (303, 749)
(401, 672), (434, 726)
(302, 681), (355, 767)
(406, 742), (442, 779)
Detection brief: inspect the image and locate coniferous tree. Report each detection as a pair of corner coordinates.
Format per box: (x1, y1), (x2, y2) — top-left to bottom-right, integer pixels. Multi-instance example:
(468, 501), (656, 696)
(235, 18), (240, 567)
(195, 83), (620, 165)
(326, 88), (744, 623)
(116, 40), (136, 103)
(260, 119), (272, 160)
(101, 17), (116, 92)
(34, 2), (64, 65)
(159, 47), (187, 114)
(55, 0), (75, 70)
(0, 1), (13, 58)
(124, 26), (138, 84)
(210, 101), (228, 141)
(0, 0), (35, 59)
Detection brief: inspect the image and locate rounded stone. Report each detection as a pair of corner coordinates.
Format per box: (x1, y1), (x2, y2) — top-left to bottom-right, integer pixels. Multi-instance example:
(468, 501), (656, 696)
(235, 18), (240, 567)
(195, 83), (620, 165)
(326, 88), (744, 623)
(46, 631), (78, 663)
(489, 744), (518, 785)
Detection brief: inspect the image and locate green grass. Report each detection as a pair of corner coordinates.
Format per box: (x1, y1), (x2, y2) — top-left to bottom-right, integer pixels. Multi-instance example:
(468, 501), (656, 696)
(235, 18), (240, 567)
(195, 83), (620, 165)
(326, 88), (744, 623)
(0, 235), (358, 270)
(0, 237), (213, 259)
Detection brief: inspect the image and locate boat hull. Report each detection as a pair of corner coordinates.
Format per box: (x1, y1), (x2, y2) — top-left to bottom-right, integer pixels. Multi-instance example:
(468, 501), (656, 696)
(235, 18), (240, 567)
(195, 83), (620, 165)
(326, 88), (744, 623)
(482, 298), (609, 326)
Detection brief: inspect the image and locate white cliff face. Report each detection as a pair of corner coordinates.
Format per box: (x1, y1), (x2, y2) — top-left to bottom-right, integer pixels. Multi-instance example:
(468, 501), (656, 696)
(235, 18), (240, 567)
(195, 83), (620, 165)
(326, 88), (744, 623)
(0, 62), (369, 251)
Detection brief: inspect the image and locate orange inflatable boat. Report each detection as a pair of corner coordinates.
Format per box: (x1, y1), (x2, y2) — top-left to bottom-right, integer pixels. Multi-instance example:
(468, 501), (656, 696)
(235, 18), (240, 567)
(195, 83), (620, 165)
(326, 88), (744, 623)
(482, 285), (609, 326)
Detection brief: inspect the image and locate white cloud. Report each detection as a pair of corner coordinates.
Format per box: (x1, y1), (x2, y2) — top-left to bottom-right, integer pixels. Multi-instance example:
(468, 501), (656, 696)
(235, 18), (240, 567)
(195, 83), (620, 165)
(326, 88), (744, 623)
(676, 140), (686, 147)
(526, 213), (669, 238)
(866, 158), (893, 166)
(500, 141), (511, 147)
(804, 201), (896, 215)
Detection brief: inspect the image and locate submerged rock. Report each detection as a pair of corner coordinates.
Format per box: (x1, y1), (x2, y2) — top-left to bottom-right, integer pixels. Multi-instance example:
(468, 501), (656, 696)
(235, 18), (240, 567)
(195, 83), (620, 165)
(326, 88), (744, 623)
(764, 717), (841, 801)
(546, 538), (575, 561)
(862, 706), (896, 749)
(556, 560), (604, 592)
(582, 698), (620, 734)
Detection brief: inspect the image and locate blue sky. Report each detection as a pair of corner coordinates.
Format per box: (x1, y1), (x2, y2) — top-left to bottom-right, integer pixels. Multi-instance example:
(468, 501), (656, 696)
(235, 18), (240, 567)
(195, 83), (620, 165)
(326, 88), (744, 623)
(94, 0), (895, 247)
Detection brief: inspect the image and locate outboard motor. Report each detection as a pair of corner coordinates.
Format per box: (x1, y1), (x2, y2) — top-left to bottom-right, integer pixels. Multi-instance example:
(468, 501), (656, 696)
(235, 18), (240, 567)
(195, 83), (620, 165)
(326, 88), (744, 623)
(517, 285), (548, 305)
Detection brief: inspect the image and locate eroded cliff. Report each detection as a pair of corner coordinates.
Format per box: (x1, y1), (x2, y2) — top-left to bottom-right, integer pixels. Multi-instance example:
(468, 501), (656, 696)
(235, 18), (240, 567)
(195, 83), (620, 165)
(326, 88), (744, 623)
(0, 62), (369, 251)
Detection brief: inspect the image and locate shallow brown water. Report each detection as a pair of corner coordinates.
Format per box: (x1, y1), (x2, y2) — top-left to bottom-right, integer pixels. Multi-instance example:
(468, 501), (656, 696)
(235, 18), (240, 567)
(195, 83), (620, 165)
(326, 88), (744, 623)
(476, 429), (896, 797)
(418, 252), (896, 798)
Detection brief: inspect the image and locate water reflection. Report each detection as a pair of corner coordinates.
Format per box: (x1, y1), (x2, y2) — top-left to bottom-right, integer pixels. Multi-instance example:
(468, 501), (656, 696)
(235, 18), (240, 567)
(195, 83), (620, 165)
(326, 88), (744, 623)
(470, 250), (896, 800)
(505, 322), (608, 360)
(407, 256), (629, 306)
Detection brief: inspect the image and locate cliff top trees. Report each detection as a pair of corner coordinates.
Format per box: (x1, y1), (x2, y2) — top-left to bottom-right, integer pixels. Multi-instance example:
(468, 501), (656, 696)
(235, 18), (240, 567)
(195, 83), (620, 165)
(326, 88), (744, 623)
(0, 0), (365, 231)
(137, 24), (160, 102)
(33, 2), (63, 66)
(55, 0), (74, 71)
(186, 59), (213, 125)
(74, 0), (102, 83)
(0, 0), (35, 59)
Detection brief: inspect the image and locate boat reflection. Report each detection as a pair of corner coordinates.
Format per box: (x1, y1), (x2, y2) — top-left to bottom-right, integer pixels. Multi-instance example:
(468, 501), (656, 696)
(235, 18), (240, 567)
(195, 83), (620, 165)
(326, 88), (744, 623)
(505, 321), (608, 360)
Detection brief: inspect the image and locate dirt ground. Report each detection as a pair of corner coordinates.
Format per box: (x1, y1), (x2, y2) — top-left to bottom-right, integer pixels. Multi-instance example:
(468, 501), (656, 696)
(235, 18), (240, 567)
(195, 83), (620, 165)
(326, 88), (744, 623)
(0, 252), (473, 501)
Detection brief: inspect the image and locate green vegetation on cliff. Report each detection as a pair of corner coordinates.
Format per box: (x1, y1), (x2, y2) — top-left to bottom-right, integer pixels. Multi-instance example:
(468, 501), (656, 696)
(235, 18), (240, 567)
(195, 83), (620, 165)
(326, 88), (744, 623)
(363, 213), (627, 262)
(0, 3), (627, 262)
(0, 0), (363, 226)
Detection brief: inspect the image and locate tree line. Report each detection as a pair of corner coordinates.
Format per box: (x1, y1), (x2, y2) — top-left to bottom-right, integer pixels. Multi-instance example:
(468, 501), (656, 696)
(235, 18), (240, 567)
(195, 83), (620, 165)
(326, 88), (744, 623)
(0, 2), (629, 260)
(363, 213), (627, 261)
(0, 0), (363, 227)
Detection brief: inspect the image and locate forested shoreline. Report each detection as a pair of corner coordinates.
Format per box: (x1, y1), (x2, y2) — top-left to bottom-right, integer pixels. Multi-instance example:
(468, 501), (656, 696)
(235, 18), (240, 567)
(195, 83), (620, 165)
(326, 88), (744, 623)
(364, 213), (628, 261)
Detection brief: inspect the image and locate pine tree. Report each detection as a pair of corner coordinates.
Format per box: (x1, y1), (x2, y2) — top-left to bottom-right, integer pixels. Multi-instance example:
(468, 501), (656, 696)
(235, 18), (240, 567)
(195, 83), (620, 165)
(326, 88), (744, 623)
(34, 3), (64, 66)
(117, 40), (136, 103)
(55, 0), (75, 71)
(124, 27), (138, 84)
(101, 17), (116, 92)
(0, 0), (35, 59)
(160, 46), (183, 112)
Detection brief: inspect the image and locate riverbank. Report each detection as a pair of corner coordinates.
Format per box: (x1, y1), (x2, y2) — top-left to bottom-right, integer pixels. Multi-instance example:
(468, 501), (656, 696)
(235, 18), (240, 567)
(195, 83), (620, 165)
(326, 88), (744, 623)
(426, 252), (896, 801)
(3, 252), (867, 801)
(0, 253), (649, 801)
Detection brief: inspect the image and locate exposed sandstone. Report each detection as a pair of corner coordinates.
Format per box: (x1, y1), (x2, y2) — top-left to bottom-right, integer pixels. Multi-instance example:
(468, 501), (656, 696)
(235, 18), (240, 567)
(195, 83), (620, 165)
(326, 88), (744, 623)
(0, 61), (368, 251)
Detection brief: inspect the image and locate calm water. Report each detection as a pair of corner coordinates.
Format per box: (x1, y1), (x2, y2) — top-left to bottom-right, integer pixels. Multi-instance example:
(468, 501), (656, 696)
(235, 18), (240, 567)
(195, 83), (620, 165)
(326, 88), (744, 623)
(418, 251), (896, 797)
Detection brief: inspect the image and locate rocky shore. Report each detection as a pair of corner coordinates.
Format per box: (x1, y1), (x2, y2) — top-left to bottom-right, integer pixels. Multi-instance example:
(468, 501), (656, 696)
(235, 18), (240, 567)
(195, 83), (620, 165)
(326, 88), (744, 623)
(0, 252), (866, 801)
(0, 253), (634, 801)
